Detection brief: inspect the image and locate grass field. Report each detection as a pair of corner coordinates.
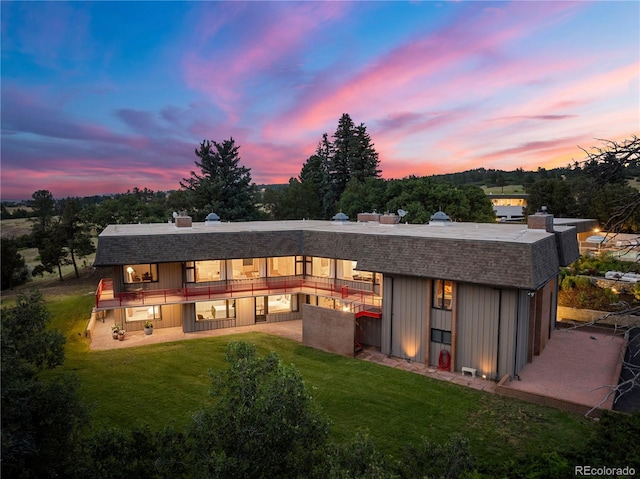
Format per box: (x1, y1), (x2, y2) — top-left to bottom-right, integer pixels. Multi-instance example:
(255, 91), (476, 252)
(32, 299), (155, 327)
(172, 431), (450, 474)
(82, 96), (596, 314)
(31, 287), (596, 471)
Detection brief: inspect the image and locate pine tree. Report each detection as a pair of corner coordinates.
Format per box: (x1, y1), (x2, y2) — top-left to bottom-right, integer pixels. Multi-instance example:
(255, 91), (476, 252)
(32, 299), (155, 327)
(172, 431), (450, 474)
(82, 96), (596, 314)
(180, 138), (258, 221)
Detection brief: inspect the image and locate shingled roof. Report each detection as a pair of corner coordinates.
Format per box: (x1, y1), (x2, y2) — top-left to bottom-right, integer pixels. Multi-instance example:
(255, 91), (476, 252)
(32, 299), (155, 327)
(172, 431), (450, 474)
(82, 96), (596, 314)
(94, 219), (579, 290)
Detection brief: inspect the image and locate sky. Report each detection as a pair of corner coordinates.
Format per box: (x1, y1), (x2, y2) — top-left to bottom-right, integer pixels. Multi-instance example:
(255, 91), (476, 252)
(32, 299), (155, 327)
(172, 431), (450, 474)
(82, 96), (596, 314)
(1, 1), (638, 200)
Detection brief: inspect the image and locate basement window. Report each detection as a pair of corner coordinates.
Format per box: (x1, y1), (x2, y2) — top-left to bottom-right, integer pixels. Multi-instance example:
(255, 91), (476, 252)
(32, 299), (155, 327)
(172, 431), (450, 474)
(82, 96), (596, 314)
(431, 328), (452, 345)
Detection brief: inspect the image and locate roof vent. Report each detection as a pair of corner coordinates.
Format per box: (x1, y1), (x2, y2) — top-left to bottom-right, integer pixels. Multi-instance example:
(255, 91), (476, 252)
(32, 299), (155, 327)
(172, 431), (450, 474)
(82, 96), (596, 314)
(428, 210), (451, 226)
(332, 212), (349, 225)
(205, 212), (221, 225)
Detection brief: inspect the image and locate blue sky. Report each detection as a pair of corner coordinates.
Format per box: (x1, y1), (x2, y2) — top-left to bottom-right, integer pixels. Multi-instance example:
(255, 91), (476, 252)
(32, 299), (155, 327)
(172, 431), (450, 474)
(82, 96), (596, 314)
(1, 1), (638, 199)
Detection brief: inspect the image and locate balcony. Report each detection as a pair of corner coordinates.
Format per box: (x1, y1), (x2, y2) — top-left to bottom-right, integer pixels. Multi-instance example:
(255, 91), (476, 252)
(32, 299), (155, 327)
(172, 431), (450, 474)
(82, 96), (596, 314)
(95, 276), (382, 315)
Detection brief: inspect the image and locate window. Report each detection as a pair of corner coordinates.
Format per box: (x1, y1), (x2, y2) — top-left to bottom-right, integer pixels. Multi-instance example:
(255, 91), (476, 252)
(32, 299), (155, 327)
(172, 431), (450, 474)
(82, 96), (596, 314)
(268, 256), (295, 277)
(124, 264), (158, 283)
(312, 257), (331, 277)
(196, 300), (236, 321)
(231, 259), (260, 279)
(186, 260), (223, 283)
(433, 279), (453, 310)
(126, 305), (161, 322)
(431, 328), (452, 345)
(267, 294), (298, 314)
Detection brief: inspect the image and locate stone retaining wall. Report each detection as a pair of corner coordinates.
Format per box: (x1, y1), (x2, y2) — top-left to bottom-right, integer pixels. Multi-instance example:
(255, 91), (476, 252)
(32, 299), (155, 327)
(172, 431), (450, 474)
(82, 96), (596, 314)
(557, 306), (640, 327)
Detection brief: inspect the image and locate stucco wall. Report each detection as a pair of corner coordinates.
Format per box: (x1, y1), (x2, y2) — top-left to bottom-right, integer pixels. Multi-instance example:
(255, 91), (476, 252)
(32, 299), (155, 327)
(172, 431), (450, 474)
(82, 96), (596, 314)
(302, 304), (354, 357)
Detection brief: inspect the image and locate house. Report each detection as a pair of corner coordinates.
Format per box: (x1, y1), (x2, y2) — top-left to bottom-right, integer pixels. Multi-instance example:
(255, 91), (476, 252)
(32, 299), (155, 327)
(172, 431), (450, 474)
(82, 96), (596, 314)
(93, 211), (579, 380)
(488, 193), (528, 221)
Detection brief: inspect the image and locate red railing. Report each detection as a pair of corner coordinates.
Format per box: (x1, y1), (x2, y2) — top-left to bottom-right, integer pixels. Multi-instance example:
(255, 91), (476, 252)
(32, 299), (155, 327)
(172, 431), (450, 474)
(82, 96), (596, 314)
(95, 277), (382, 314)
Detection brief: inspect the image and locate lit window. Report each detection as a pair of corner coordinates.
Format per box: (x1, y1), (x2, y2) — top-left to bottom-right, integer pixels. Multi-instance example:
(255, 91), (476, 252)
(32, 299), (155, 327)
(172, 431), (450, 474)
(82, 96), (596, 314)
(433, 279), (453, 310)
(268, 256), (295, 277)
(126, 305), (161, 322)
(196, 300), (236, 321)
(267, 294), (298, 314)
(312, 257), (331, 277)
(124, 264), (158, 283)
(186, 260), (223, 283)
(231, 259), (260, 279)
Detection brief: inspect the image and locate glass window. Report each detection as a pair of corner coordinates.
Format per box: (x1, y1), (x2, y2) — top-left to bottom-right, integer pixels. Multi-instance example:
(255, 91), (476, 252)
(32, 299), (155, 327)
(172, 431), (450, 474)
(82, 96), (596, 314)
(231, 259), (260, 279)
(312, 257), (331, 277)
(268, 256), (295, 277)
(124, 264), (158, 284)
(267, 294), (298, 314)
(196, 300), (236, 321)
(431, 328), (451, 345)
(433, 279), (453, 310)
(126, 305), (161, 322)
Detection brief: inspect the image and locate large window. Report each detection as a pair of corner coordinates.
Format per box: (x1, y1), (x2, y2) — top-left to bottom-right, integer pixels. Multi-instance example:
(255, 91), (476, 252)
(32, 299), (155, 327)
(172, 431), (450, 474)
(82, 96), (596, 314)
(268, 256), (295, 277)
(267, 294), (298, 314)
(336, 260), (374, 283)
(124, 264), (158, 284)
(126, 305), (161, 322)
(186, 260), (224, 283)
(231, 258), (260, 279)
(312, 257), (331, 277)
(433, 279), (453, 310)
(196, 300), (236, 321)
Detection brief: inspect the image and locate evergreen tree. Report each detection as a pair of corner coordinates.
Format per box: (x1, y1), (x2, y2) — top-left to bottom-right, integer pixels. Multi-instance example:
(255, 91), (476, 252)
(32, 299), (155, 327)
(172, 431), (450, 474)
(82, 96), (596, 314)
(330, 113), (358, 200)
(1, 237), (29, 290)
(60, 199), (96, 278)
(300, 133), (333, 218)
(180, 138), (258, 221)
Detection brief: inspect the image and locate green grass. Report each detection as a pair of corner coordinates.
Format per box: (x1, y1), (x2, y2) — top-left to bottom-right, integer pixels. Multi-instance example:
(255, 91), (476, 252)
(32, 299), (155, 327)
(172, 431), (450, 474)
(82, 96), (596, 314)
(45, 292), (594, 470)
(482, 185), (527, 194)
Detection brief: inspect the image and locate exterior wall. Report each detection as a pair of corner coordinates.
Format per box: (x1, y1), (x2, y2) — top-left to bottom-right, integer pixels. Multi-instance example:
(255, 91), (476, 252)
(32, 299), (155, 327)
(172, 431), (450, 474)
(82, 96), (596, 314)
(514, 290), (531, 376)
(456, 284), (500, 379)
(429, 308), (452, 367)
(381, 275), (427, 362)
(116, 303), (182, 331)
(302, 304), (354, 357)
(235, 297), (255, 326)
(183, 303), (236, 332)
(356, 316), (382, 348)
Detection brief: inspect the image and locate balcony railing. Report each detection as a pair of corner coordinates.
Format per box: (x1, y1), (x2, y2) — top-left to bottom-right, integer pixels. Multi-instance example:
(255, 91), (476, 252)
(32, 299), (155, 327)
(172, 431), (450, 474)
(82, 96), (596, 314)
(95, 276), (382, 314)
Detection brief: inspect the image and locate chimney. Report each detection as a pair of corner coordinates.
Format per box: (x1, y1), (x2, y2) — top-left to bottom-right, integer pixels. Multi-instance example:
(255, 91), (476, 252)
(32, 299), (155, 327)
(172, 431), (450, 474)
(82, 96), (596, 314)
(175, 214), (192, 228)
(528, 207), (553, 232)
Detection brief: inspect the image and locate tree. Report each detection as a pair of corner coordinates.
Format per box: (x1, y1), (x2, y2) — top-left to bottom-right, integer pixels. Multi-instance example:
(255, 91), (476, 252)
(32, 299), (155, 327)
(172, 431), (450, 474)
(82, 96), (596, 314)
(329, 113), (381, 202)
(1, 237), (29, 290)
(525, 178), (577, 217)
(180, 138), (258, 221)
(187, 341), (330, 478)
(1, 289), (86, 478)
(60, 199), (96, 278)
(300, 133), (334, 218)
(30, 189), (56, 231)
(31, 222), (68, 281)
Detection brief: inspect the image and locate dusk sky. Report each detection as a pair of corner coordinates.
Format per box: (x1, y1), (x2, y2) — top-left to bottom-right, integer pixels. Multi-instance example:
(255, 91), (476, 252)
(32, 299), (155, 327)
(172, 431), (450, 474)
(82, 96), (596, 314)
(1, 1), (638, 200)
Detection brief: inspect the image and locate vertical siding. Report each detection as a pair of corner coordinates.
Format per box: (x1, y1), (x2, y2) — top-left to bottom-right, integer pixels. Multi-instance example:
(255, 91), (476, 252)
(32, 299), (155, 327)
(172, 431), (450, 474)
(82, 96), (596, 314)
(117, 303), (182, 331)
(381, 275), (426, 362)
(236, 298), (255, 326)
(429, 308), (452, 366)
(514, 290), (531, 376)
(157, 263), (183, 289)
(456, 284), (499, 379)
(497, 289), (518, 380)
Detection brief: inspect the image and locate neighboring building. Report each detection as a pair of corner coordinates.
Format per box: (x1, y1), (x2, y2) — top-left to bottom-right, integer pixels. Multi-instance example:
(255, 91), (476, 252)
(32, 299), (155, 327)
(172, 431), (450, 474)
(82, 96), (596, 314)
(488, 193), (528, 221)
(93, 212), (579, 381)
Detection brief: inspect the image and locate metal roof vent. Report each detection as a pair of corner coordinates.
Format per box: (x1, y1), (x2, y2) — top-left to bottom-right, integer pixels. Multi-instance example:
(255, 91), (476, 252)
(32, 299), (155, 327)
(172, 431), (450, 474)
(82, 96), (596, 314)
(205, 212), (221, 225)
(332, 212), (349, 225)
(428, 210), (452, 226)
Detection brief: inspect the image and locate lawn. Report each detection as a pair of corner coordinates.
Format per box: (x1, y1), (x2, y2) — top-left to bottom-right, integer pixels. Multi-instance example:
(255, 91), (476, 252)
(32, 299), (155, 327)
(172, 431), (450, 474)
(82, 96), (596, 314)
(44, 291), (594, 470)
